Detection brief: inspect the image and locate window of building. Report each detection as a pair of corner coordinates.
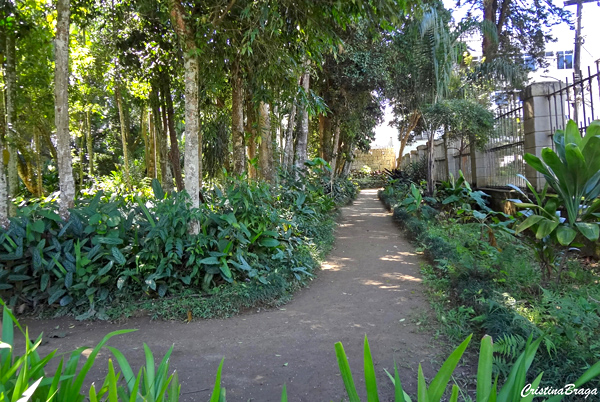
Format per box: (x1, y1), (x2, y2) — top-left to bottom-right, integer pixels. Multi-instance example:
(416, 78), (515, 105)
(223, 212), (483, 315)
(523, 55), (537, 71)
(557, 51), (573, 69)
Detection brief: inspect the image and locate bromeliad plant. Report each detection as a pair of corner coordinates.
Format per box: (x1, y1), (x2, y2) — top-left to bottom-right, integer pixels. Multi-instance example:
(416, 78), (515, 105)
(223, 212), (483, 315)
(512, 120), (600, 280)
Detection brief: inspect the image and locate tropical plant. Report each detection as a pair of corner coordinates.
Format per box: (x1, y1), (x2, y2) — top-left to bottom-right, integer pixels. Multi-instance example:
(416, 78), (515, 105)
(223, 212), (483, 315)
(333, 333), (600, 402)
(512, 120), (600, 279)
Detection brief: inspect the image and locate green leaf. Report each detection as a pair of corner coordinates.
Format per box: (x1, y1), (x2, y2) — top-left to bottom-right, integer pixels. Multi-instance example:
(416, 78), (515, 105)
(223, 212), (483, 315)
(199, 257), (220, 265)
(535, 218), (559, 239)
(523, 153), (551, 177)
(210, 358), (225, 402)
(335, 342), (360, 402)
(477, 335), (493, 402)
(152, 179), (165, 199)
(31, 220), (45, 233)
(48, 288), (66, 305)
(259, 238), (280, 247)
(515, 215), (545, 234)
(574, 222), (600, 241)
(111, 247), (126, 265)
(428, 334), (471, 401)
(556, 226), (577, 245)
(220, 263), (232, 279)
(563, 119), (582, 147)
(363, 335), (379, 402)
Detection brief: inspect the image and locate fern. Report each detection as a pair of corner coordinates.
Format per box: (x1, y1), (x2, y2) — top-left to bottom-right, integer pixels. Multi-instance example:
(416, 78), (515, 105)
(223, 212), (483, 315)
(492, 334), (526, 378)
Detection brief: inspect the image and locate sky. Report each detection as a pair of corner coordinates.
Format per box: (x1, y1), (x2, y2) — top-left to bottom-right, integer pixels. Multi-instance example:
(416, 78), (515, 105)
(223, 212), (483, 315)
(371, 0), (600, 154)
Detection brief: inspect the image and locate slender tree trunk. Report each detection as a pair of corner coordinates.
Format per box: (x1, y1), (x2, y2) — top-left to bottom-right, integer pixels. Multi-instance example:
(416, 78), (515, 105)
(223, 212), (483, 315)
(163, 76), (183, 191)
(443, 129), (449, 181)
(141, 107), (148, 176)
(169, 0), (200, 219)
(86, 109), (93, 178)
(231, 59), (246, 175)
(397, 110), (420, 166)
(6, 31), (18, 215)
(258, 102), (274, 182)
(294, 70), (310, 171)
(0, 58), (9, 227)
(320, 115), (333, 162)
(282, 100), (297, 168)
(330, 120), (341, 182)
(469, 136), (477, 186)
(55, 0), (75, 219)
(115, 82), (131, 189)
(35, 129), (43, 197)
(246, 99), (257, 178)
(148, 110), (156, 179)
(78, 117), (84, 188)
(427, 131), (435, 196)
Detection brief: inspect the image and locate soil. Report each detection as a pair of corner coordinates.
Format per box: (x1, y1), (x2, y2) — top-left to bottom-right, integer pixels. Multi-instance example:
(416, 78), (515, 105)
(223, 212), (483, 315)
(22, 189), (445, 401)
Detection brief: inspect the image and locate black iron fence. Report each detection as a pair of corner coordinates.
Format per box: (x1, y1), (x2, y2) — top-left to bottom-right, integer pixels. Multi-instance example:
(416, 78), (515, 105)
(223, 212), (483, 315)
(485, 91), (526, 188)
(547, 65), (600, 134)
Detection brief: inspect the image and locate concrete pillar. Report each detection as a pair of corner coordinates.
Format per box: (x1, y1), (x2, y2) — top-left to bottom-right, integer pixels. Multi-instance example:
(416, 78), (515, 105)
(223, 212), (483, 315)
(523, 81), (564, 190)
(417, 144), (427, 160)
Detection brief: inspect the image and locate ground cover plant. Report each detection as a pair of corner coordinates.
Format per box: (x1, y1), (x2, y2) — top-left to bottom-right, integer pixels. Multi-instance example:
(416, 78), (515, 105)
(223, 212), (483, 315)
(0, 162), (357, 321)
(378, 155), (600, 391)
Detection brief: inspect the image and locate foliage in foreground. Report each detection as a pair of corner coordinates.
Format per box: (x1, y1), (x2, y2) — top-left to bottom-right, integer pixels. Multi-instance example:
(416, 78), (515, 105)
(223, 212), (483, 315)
(0, 163), (357, 320)
(3, 301), (599, 402)
(379, 175), (600, 390)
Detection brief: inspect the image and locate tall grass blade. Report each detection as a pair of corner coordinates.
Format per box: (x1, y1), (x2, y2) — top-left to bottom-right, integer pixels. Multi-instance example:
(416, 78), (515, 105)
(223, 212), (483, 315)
(448, 384), (459, 402)
(477, 335), (493, 402)
(143, 343), (157, 400)
(521, 372), (543, 402)
(428, 334), (472, 401)
(417, 364), (428, 402)
(210, 358), (225, 402)
(334, 341), (360, 402)
(281, 384), (288, 402)
(107, 346), (136, 393)
(364, 335), (380, 402)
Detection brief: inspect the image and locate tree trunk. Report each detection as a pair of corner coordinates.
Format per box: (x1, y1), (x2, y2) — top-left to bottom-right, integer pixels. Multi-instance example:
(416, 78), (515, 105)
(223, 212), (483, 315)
(330, 120), (341, 182)
(163, 76), (184, 191)
(231, 59), (246, 175)
(294, 70), (310, 172)
(86, 108), (93, 178)
(0, 55), (9, 227)
(55, 0), (75, 219)
(443, 129), (449, 181)
(246, 99), (257, 178)
(282, 100), (297, 168)
(427, 132), (435, 196)
(6, 30), (18, 215)
(147, 110), (156, 179)
(35, 129), (43, 197)
(115, 82), (131, 189)
(482, 0), (499, 62)
(258, 102), (274, 182)
(397, 110), (420, 166)
(169, 0), (200, 221)
(320, 115), (333, 162)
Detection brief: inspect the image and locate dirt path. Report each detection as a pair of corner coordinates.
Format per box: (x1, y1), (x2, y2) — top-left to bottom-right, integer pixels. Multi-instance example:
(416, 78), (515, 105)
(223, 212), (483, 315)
(24, 189), (438, 401)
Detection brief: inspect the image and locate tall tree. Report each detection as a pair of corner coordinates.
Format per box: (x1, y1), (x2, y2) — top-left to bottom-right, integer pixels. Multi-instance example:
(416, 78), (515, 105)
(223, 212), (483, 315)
(294, 69), (310, 172)
(169, 0), (200, 218)
(55, 0), (75, 219)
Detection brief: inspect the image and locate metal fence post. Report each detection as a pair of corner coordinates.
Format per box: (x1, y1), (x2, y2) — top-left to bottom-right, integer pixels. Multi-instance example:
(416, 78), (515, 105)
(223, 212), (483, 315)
(523, 81), (564, 190)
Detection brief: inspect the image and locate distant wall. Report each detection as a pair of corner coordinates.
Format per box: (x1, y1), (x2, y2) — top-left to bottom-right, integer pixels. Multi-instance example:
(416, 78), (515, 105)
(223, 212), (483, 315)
(350, 147), (396, 172)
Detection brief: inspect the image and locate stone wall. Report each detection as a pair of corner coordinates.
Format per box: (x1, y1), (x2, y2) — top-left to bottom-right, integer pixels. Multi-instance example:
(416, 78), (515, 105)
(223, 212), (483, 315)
(350, 147), (396, 172)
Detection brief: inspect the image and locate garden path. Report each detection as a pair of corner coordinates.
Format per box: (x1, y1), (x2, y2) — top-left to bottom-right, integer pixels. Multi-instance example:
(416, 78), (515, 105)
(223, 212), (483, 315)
(25, 189), (444, 401)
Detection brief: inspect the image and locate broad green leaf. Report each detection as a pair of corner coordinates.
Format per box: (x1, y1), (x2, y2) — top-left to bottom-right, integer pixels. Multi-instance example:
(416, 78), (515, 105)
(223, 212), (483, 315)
(556, 226), (577, 245)
(417, 364), (428, 402)
(523, 153), (550, 177)
(563, 119), (582, 147)
(535, 218), (558, 239)
(31, 220), (45, 234)
(515, 215), (545, 234)
(574, 222), (600, 241)
(259, 238), (280, 248)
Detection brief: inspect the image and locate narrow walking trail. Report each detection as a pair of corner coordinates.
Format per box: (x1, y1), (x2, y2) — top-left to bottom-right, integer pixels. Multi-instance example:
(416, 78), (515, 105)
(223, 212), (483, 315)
(26, 189), (438, 401)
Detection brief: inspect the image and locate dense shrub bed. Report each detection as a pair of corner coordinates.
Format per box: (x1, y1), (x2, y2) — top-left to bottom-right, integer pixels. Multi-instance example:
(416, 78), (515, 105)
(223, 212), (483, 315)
(0, 163), (357, 320)
(379, 181), (600, 390)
